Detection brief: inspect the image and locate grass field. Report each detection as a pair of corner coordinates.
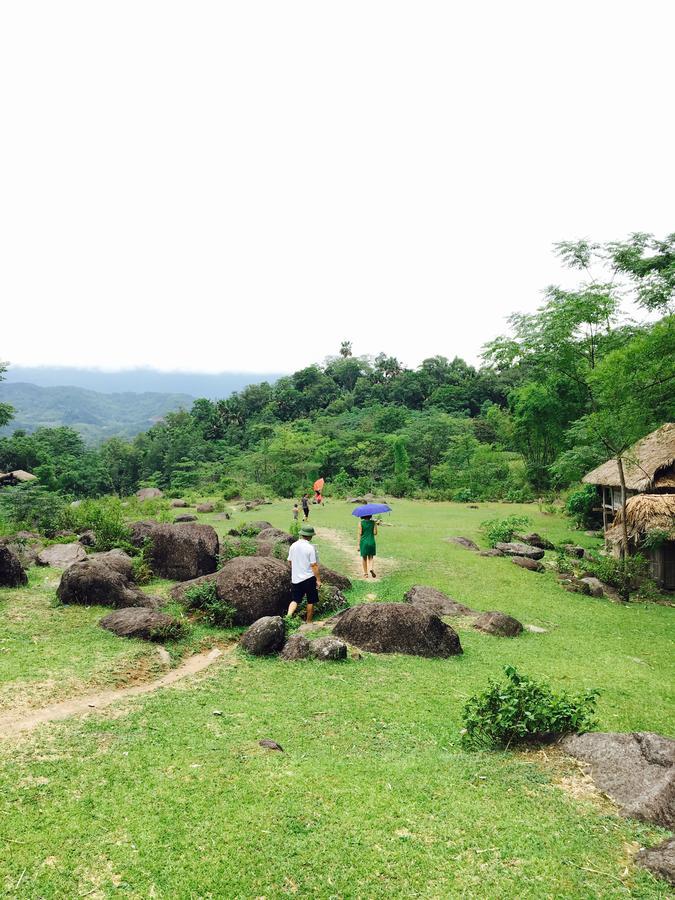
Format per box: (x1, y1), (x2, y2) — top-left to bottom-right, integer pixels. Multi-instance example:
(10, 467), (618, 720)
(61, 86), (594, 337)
(1, 499), (673, 898)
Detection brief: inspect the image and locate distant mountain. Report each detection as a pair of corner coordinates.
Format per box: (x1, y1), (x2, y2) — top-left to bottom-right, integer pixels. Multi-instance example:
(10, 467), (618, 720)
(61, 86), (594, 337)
(0, 383), (195, 444)
(4, 367), (282, 399)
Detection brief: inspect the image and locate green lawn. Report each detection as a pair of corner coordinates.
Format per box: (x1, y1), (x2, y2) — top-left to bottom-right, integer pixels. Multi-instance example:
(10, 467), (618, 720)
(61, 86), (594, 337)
(0, 499), (673, 898)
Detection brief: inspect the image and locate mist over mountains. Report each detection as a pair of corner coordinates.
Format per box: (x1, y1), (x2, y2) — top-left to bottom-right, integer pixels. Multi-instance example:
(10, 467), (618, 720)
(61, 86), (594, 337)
(3, 367), (282, 399)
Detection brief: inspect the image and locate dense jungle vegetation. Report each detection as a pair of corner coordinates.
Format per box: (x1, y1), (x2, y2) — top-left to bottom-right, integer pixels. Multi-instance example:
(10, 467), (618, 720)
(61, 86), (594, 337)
(1, 235), (673, 508)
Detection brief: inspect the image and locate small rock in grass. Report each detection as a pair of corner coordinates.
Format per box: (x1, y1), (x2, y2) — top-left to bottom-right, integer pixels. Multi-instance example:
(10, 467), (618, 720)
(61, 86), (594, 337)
(636, 837), (675, 885)
(279, 634), (310, 661)
(512, 556), (544, 573)
(259, 739), (284, 752)
(473, 611), (524, 637)
(309, 636), (348, 661)
(447, 536), (480, 551)
(240, 616), (285, 655)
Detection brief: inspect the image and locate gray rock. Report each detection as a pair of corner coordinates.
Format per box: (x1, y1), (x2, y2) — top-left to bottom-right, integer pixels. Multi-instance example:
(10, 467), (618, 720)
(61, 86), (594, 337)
(78, 529), (96, 547)
(171, 499), (188, 508)
(512, 556), (544, 573)
(515, 532), (555, 550)
(174, 514), (198, 523)
(279, 634), (310, 661)
(99, 608), (178, 640)
(473, 611), (523, 637)
(146, 523), (219, 581)
(495, 542), (545, 560)
(333, 603), (462, 657)
(136, 487), (163, 501)
(561, 544), (585, 558)
(129, 520), (158, 548)
(196, 502), (215, 513)
(249, 521), (273, 532)
(0, 546), (27, 587)
(447, 536), (480, 551)
(240, 616), (285, 655)
(637, 837), (675, 886)
(404, 585), (476, 616)
(479, 548), (504, 557)
(310, 636), (348, 660)
(37, 543), (87, 569)
(580, 576), (604, 597)
(57, 558), (158, 609)
(560, 732), (675, 828)
(317, 564), (352, 591)
(88, 549), (135, 581)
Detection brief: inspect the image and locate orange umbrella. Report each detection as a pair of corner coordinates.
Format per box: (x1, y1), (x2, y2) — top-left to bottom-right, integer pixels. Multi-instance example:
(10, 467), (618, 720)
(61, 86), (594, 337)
(313, 478), (325, 491)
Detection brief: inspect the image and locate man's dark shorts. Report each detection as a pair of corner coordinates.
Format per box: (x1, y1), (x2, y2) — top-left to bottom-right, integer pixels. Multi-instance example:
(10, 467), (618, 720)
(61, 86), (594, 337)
(292, 576), (319, 604)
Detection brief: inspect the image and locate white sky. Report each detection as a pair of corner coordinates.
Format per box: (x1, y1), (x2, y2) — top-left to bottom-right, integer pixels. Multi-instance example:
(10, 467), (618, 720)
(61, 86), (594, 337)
(1, 1), (673, 375)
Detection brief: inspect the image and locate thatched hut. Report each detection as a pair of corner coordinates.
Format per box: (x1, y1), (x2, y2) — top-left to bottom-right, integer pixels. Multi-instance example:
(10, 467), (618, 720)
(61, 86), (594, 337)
(583, 423), (675, 590)
(0, 469), (37, 488)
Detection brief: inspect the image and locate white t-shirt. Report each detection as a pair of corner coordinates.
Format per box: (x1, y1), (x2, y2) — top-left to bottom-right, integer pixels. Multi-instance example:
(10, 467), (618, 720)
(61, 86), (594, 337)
(287, 539), (318, 584)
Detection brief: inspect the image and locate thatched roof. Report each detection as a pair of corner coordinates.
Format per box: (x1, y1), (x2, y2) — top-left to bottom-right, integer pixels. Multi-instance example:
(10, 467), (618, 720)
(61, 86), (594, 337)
(0, 470), (37, 486)
(582, 423), (675, 491)
(606, 493), (675, 544)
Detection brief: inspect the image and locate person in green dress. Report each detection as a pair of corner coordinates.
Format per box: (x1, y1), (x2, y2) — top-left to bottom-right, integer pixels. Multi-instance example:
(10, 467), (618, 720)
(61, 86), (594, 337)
(358, 515), (378, 578)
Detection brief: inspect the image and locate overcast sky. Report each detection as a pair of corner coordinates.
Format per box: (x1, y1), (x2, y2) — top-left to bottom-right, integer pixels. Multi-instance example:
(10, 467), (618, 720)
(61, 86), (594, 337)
(1, 1), (673, 375)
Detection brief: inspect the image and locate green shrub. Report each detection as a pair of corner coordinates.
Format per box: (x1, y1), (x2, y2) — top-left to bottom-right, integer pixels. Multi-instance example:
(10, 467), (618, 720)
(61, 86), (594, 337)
(131, 554), (153, 585)
(149, 618), (191, 642)
(504, 487), (535, 503)
(67, 497), (132, 552)
(183, 581), (237, 627)
(218, 536), (258, 565)
(565, 484), (599, 529)
(461, 666), (599, 750)
(554, 549), (574, 574)
(480, 515), (531, 547)
(0, 483), (68, 536)
(273, 541), (289, 560)
(584, 554), (651, 601)
(453, 488), (479, 503)
(238, 522), (262, 537)
(289, 520), (300, 539)
(643, 528), (670, 550)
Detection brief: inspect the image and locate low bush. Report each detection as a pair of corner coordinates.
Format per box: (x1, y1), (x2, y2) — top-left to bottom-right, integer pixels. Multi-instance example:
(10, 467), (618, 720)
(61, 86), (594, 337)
(565, 484), (599, 529)
(480, 515), (531, 547)
(0, 483), (68, 536)
(584, 553), (652, 601)
(218, 537), (258, 565)
(453, 488), (479, 503)
(149, 618), (191, 642)
(182, 581), (237, 627)
(67, 497), (132, 552)
(461, 666), (599, 750)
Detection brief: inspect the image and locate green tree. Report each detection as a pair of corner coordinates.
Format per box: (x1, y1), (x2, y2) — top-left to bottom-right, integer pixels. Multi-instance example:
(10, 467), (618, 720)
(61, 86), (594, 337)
(0, 360), (14, 428)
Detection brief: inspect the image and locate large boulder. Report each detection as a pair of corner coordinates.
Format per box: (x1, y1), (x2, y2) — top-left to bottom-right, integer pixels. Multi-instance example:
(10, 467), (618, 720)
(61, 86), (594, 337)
(317, 564), (352, 591)
(256, 528), (295, 556)
(511, 556), (544, 573)
(249, 520), (273, 532)
(196, 502), (215, 513)
(99, 608), (178, 640)
(404, 585), (476, 617)
(280, 634), (310, 661)
(0, 546), (28, 587)
(333, 603), (462, 657)
(136, 487), (163, 501)
(78, 529), (96, 547)
(580, 576), (604, 597)
(171, 499), (188, 508)
(309, 636), (347, 661)
(129, 520), (158, 549)
(57, 559), (158, 609)
(515, 532), (555, 551)
(447, 536), (479, 551)
(174, 514), (198, 523)
(473, 611), (523, 637)
(240, 616), (285, 655)
(37, 542), (87, 569)
(560, 732), (675, 829)
(146, 523), (219, 581)
(637, 837), (675, 886)
(172, 556), (291, 625)
(495, 542), (545, 560)
(88, 549), (135, 581)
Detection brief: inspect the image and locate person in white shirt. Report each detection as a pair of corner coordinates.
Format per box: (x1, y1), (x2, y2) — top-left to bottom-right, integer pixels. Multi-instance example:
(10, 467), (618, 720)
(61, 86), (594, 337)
(287, 525), (322, 623)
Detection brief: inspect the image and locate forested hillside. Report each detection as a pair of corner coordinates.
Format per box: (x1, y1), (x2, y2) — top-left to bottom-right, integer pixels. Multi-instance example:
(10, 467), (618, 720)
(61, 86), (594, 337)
(0, 383), (194, 443)
(1, 234), (673, 501)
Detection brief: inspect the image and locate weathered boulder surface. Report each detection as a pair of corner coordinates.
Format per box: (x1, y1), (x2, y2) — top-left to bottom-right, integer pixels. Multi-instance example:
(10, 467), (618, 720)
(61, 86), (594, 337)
(310, 636), (347, 661)
(136, 487), (163, 501)
(172, 556), (291, 625)
(495, 542), (545, 560)
(637, 837), (675, 886)
(515, 532), (555, 550)
(558, 575), (591, 595)
(479, 548), (504, 558)
(403, 585), (476, 617)
(512, 556), (544, 573)
(171, 499), (188, 508)
(255, 528), (295, 556)
(333, 603), (462, 657)
(0, 540), (42, 568)
(147, 523), (219, 581)
(280, 634), (310, 661)
(447, 536), (480, 551)
(240, 616), (285, 655)
(317, 564), (352, 591)
(561, 544), (586, 558)
(78, 529), (96, 547)
(37, 542), (87, 568)
(174, 514), (198, 523)
(560, 732), (675, 829)
(473, 611), (523, 637)
(196, 502), (215, 513)
(129, 520), (158, 548)
(0, 546), (28, 587)
(88, 549), (135, 581)
(99, 608), (177, 640)
(57, 559), (158, 609)
(580, 576), (604, 597)
(249, 520), (273, 532)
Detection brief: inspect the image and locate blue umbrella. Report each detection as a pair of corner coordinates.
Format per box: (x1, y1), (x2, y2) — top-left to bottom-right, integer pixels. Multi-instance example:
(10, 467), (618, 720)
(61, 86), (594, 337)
(351, 503), (392, 517)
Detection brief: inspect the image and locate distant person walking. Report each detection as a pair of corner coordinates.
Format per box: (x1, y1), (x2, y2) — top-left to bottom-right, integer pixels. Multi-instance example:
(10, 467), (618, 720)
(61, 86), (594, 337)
(292, 503), (299, 522)
(301, 494), (310, 521)
(358, 514), (378, 579)
(287, 525), (321, 623)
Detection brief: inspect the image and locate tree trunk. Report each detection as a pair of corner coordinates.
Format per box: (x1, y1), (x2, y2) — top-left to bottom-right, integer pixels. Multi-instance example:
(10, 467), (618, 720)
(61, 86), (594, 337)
(616, 456), (630, 561)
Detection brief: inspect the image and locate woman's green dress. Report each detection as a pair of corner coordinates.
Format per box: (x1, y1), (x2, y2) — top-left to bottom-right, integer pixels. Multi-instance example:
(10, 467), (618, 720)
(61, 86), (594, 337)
(359, 518), (377, 559)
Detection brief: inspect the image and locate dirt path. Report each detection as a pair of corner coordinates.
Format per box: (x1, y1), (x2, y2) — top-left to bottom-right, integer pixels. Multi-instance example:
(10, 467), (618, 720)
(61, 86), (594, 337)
(317, 526), (399, 580)
(0, 647), (229, 739)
